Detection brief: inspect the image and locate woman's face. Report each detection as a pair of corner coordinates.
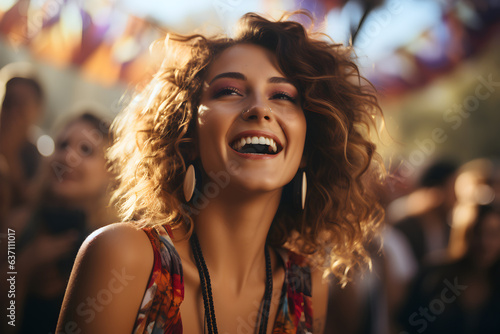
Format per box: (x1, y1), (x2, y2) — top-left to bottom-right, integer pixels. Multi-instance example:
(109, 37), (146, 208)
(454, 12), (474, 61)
(197, 43), (306, 194)
(50, 120), (110, 203)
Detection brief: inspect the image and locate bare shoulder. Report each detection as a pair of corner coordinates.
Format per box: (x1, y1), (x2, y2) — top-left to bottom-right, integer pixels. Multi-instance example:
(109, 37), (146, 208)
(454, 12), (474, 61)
(57, 222), (154, 334)
(81, 222), (153, 264)
(73, 222), (154, 278)
(311, 265), (329, 334)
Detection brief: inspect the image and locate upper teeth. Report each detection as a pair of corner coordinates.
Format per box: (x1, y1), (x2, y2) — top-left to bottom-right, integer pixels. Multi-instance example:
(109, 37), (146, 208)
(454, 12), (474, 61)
(232, 136), (278, 153)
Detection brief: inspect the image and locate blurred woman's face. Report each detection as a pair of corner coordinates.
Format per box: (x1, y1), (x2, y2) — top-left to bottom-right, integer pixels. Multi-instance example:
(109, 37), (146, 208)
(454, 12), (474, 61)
(196, 43), (306, 194)
(50, 120), (109, 203)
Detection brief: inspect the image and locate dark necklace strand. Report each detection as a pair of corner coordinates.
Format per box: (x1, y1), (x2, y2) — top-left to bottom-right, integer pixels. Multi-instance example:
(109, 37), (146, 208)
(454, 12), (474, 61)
(190, 233), (217, 334)
(190, 233), (273, 334)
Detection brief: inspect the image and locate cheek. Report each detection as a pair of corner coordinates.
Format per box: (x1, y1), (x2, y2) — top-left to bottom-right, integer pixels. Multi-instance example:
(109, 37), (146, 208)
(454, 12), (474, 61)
(197, 109), (233, 166)
(49, 154), (66, 179)
(299, 117), (307, 149)
(93, 157), (108, 174)
(82, 156), (108, 179)
(197, 127), (225, 176)
(287, 113), (307, 153)
(197, 124), (217, 156)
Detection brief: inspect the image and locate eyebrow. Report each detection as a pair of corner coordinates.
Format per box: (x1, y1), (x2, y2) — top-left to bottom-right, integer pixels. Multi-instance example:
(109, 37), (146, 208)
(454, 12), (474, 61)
(208, 72), (294, 86)
(209, 72), (246, 85)
(268, 77), (294, 85)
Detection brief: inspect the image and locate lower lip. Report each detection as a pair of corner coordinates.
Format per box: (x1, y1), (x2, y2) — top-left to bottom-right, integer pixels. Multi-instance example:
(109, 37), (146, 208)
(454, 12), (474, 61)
(230, 147), (280, 160)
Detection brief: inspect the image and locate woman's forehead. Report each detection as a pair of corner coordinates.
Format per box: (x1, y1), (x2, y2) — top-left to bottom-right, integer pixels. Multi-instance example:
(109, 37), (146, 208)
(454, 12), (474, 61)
(205, 43), (284, 81)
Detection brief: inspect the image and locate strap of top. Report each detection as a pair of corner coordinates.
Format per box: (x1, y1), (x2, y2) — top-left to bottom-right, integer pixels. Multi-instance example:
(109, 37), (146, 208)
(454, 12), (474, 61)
(272, 249), (313, 333)
(133, 225), (184, 334)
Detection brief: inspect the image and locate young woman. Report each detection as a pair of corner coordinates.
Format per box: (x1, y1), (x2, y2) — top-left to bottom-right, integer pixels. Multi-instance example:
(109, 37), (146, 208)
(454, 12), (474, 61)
(57, 11), (384, 334)
(1, 112), (114, 334)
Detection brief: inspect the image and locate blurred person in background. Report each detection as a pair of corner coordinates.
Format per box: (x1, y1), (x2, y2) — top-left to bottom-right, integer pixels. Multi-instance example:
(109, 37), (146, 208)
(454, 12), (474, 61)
(398, 203), (500, 334)
(379, 176), (419, 334)
(391, 160), (458, 268)
(1, 111), (116, 334)
(0, 63), (44, 210)
(325, 176), (406, 334)
(453, 158), (500, 210)
(325, 237), (389, 334)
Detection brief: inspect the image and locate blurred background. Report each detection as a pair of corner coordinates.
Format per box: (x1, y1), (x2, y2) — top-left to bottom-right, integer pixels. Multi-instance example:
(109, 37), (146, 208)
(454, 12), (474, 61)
(0, 0), (499, 333)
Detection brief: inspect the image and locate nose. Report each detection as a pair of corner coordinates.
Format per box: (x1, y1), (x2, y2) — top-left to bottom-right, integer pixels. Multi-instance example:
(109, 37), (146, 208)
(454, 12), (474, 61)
(241, 103), (273, 122)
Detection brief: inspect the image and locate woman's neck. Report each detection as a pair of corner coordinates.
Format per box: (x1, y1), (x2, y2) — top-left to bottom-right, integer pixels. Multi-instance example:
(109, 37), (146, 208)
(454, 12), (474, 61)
(192, 188), (282, 295)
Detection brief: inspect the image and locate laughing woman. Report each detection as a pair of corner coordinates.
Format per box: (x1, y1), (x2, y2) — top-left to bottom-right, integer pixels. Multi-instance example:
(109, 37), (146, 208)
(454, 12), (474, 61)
(57, 11), (384, 334)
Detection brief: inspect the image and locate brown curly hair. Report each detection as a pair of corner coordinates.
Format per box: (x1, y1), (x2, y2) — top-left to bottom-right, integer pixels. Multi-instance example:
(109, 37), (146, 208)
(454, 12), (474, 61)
(108, 11), (385, 284)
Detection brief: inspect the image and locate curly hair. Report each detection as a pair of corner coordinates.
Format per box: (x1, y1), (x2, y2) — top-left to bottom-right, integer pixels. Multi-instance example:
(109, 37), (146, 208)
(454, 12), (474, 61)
(108, 11), (385, 284)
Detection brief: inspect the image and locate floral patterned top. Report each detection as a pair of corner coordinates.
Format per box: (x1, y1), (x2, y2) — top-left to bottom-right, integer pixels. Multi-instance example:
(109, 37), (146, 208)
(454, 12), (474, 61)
(133, 225), (313, 334)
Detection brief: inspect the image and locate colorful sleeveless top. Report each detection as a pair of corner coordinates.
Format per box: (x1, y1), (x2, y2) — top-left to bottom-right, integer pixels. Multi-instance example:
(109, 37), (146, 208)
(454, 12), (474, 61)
(133, 225), (313, 334)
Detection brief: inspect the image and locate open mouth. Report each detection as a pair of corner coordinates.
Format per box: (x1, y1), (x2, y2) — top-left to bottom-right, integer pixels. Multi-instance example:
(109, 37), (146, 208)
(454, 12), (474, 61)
(230, 136), (283, 155)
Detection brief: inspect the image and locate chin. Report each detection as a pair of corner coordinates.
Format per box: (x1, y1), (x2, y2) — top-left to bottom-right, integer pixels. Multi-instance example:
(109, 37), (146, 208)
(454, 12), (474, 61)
(231, 174), (289, 193)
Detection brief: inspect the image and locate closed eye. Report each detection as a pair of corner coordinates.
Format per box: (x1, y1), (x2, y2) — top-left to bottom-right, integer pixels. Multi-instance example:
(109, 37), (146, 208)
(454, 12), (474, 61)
(271, 91), (297, 103)
(213, 87), (242, 98)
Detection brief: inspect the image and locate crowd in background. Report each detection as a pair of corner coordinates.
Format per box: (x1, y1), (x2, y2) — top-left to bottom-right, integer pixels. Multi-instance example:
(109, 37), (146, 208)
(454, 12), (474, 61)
(348, 157), (500, 334)
(0, 61), (499, 334)
(0, 65), (117, 334)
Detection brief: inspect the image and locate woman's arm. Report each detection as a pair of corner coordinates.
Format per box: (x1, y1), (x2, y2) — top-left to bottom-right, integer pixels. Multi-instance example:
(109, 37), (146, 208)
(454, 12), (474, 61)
(56, 223), (153, 334)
